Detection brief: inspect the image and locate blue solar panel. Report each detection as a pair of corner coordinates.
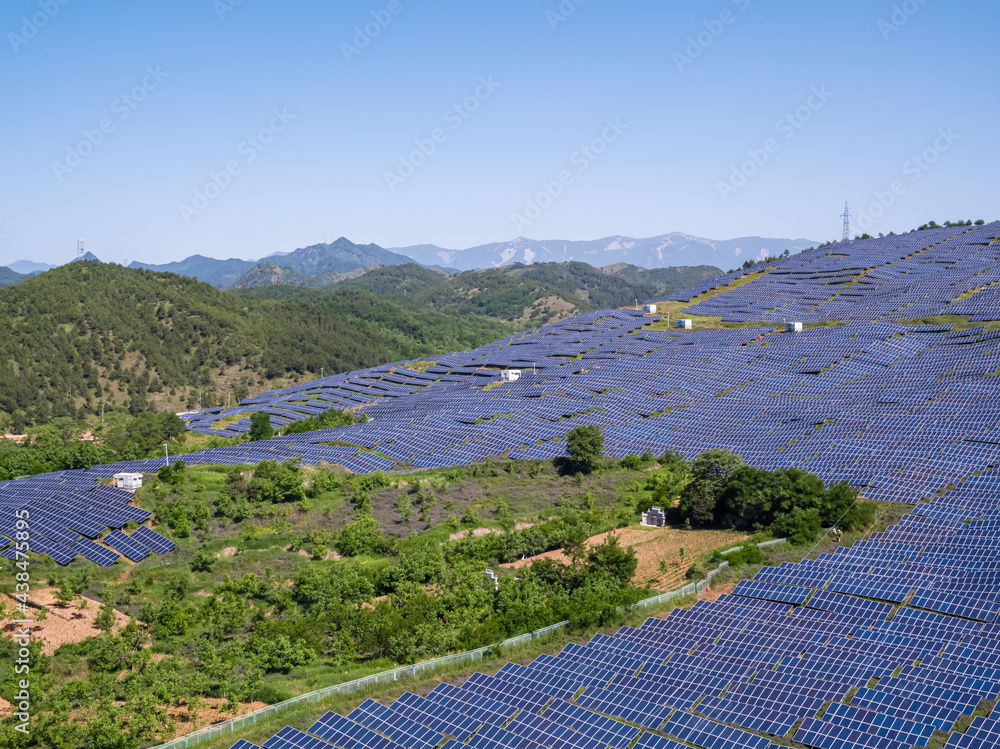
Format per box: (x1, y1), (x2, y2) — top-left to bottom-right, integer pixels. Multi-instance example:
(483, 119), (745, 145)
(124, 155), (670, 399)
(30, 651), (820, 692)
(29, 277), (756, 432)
(131, 526), (176, 554)
(102, 530), (151, 561)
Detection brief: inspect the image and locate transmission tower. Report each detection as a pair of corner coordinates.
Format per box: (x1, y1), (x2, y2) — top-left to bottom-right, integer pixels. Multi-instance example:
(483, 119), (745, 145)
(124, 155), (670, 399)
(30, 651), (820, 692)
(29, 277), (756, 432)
(76, 238), (85, 259)
(841, 203), (851, 242)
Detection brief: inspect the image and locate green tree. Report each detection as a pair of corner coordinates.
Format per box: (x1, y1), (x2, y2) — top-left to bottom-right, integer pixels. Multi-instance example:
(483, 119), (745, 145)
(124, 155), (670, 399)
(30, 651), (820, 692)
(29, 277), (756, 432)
(644, 456), (690, 512)
(561, 520), (591, 567)
(248, 412), (274, 441)
(586, 534), (638, 584)
(95, 596), (117, 633)
(679, 449), (743, 526)
(566, 424), (604, 474)
(337, 517), (390, 557)
(190, 545), (215, 572)
(396, 493), (412, 523)
(772, 505), (822, 544)
(823, 481), (875, 530)
(233, 381), (250, 404)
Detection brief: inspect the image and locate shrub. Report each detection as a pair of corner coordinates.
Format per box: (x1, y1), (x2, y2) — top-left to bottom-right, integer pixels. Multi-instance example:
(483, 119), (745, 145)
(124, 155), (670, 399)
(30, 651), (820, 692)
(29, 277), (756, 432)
(772, 506), (822, 545)
(620, 454), (642, 470)
(190, 546), (215, 572)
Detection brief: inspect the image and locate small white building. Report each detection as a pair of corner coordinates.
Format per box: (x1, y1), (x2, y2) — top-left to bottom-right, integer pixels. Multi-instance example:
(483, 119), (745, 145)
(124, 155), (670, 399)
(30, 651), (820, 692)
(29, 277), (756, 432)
(113, 473), (143, 491)
(499, 369), (521, 382)
(643, 303), (657, 314)
(641, 506), (666, 527)
(677, 319), (693, 330)
(786, 321), (804, 333)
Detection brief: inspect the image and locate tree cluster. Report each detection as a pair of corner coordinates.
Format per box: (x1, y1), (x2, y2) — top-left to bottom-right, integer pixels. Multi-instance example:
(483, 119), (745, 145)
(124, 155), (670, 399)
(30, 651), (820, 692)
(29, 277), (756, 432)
(678, 449), (876, 542)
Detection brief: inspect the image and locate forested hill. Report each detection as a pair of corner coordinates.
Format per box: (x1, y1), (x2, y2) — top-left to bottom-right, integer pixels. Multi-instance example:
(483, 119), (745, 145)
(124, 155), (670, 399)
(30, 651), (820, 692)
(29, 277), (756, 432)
(0, 262), (513, 430)
(320, 261), (722, 321)
(0, 266), (33, 289)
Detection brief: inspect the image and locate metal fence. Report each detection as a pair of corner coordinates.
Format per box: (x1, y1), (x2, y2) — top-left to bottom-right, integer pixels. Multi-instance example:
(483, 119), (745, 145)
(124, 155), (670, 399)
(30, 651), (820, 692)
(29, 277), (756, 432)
(150, 541), (784, 749)
(151, 620), (572, 749)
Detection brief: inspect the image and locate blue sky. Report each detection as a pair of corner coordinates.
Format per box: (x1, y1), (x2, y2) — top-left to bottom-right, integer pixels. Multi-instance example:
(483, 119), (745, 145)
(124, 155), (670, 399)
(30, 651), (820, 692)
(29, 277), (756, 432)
(1, 0), (997, 266)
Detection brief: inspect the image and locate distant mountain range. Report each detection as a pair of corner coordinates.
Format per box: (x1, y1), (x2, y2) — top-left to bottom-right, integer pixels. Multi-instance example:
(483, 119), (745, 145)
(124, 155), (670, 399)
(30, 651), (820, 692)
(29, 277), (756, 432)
(233, 261), (375, 289)
(1, 232), (819, 290)
(387, 233), (818, 271)
(131, 237), (414, 289)
(7, 260), (54, 274)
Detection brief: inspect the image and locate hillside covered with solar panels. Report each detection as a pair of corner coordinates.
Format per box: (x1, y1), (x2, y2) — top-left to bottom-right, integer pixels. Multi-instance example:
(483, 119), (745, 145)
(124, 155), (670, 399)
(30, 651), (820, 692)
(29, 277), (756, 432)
(221, 229), (1000, 749)
(6, 223), (1000, 570)
(7, 222), (1000, 749)
(170, 223), (1000, 501)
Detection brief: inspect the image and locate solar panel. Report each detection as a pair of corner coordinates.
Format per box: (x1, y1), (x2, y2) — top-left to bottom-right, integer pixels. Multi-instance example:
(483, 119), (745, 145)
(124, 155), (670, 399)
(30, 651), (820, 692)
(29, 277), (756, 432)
(131, 526), (176, 554)
(102, 530), (151, 561)
(71, 539), (120, 567)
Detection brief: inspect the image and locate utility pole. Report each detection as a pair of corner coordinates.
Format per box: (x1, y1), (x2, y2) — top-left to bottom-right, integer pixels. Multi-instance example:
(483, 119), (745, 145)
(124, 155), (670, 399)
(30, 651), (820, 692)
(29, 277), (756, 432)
(163, 442), (169, 467)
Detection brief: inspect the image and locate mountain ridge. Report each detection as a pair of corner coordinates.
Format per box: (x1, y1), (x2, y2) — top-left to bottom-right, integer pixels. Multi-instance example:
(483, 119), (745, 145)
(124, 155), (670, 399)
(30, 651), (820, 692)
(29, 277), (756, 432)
(4, 231), (818, 290)
(132, 237), (414, 288)
(388, 232), (819, 271)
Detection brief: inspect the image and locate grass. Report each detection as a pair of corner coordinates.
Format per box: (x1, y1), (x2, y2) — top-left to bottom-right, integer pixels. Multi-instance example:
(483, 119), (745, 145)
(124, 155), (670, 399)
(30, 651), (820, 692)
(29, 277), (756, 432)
(638, 270), (779, 332)
(893, 314), (1000, 333)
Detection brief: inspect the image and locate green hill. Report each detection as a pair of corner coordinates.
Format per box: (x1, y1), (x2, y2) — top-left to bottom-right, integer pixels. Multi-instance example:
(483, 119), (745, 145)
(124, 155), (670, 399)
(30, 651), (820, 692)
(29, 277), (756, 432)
(326, 261), (723, 323)
(0, 266), (33, 289)
(0, 262), (513, 430)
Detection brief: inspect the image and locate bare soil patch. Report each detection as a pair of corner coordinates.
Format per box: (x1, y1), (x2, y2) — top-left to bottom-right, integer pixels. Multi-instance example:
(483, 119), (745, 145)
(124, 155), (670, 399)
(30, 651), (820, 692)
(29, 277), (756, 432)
(447, 522), (533, 541)
(698, 581), (736, 602)
(502, 526), (748, 590)
(0, 588), (135, 655)
(160, 698), (269, 739)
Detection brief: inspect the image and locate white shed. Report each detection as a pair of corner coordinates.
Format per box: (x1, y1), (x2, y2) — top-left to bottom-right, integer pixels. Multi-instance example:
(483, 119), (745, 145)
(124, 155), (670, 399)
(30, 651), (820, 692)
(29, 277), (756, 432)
(643, 304), (657, 314)
(677, 319), (693, 330)
(499, 369), (521, 382)
(786, 321), (804, 333)
(113, 473), (143, 491)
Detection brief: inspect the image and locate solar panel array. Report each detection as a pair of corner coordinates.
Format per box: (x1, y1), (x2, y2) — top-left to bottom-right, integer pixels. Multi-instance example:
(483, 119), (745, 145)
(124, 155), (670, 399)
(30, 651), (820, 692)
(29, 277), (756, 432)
(8, 225), (1000, 569)
(147, 225), (1000, 513)
(0, 472), (174, 566)
(232, 479), (1000, 749)
(658, 223), (1000, 323)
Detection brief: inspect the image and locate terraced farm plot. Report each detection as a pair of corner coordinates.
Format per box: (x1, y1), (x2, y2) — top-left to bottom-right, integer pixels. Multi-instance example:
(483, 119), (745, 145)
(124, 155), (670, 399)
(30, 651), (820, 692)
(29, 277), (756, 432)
(502, 526), (749, 590)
